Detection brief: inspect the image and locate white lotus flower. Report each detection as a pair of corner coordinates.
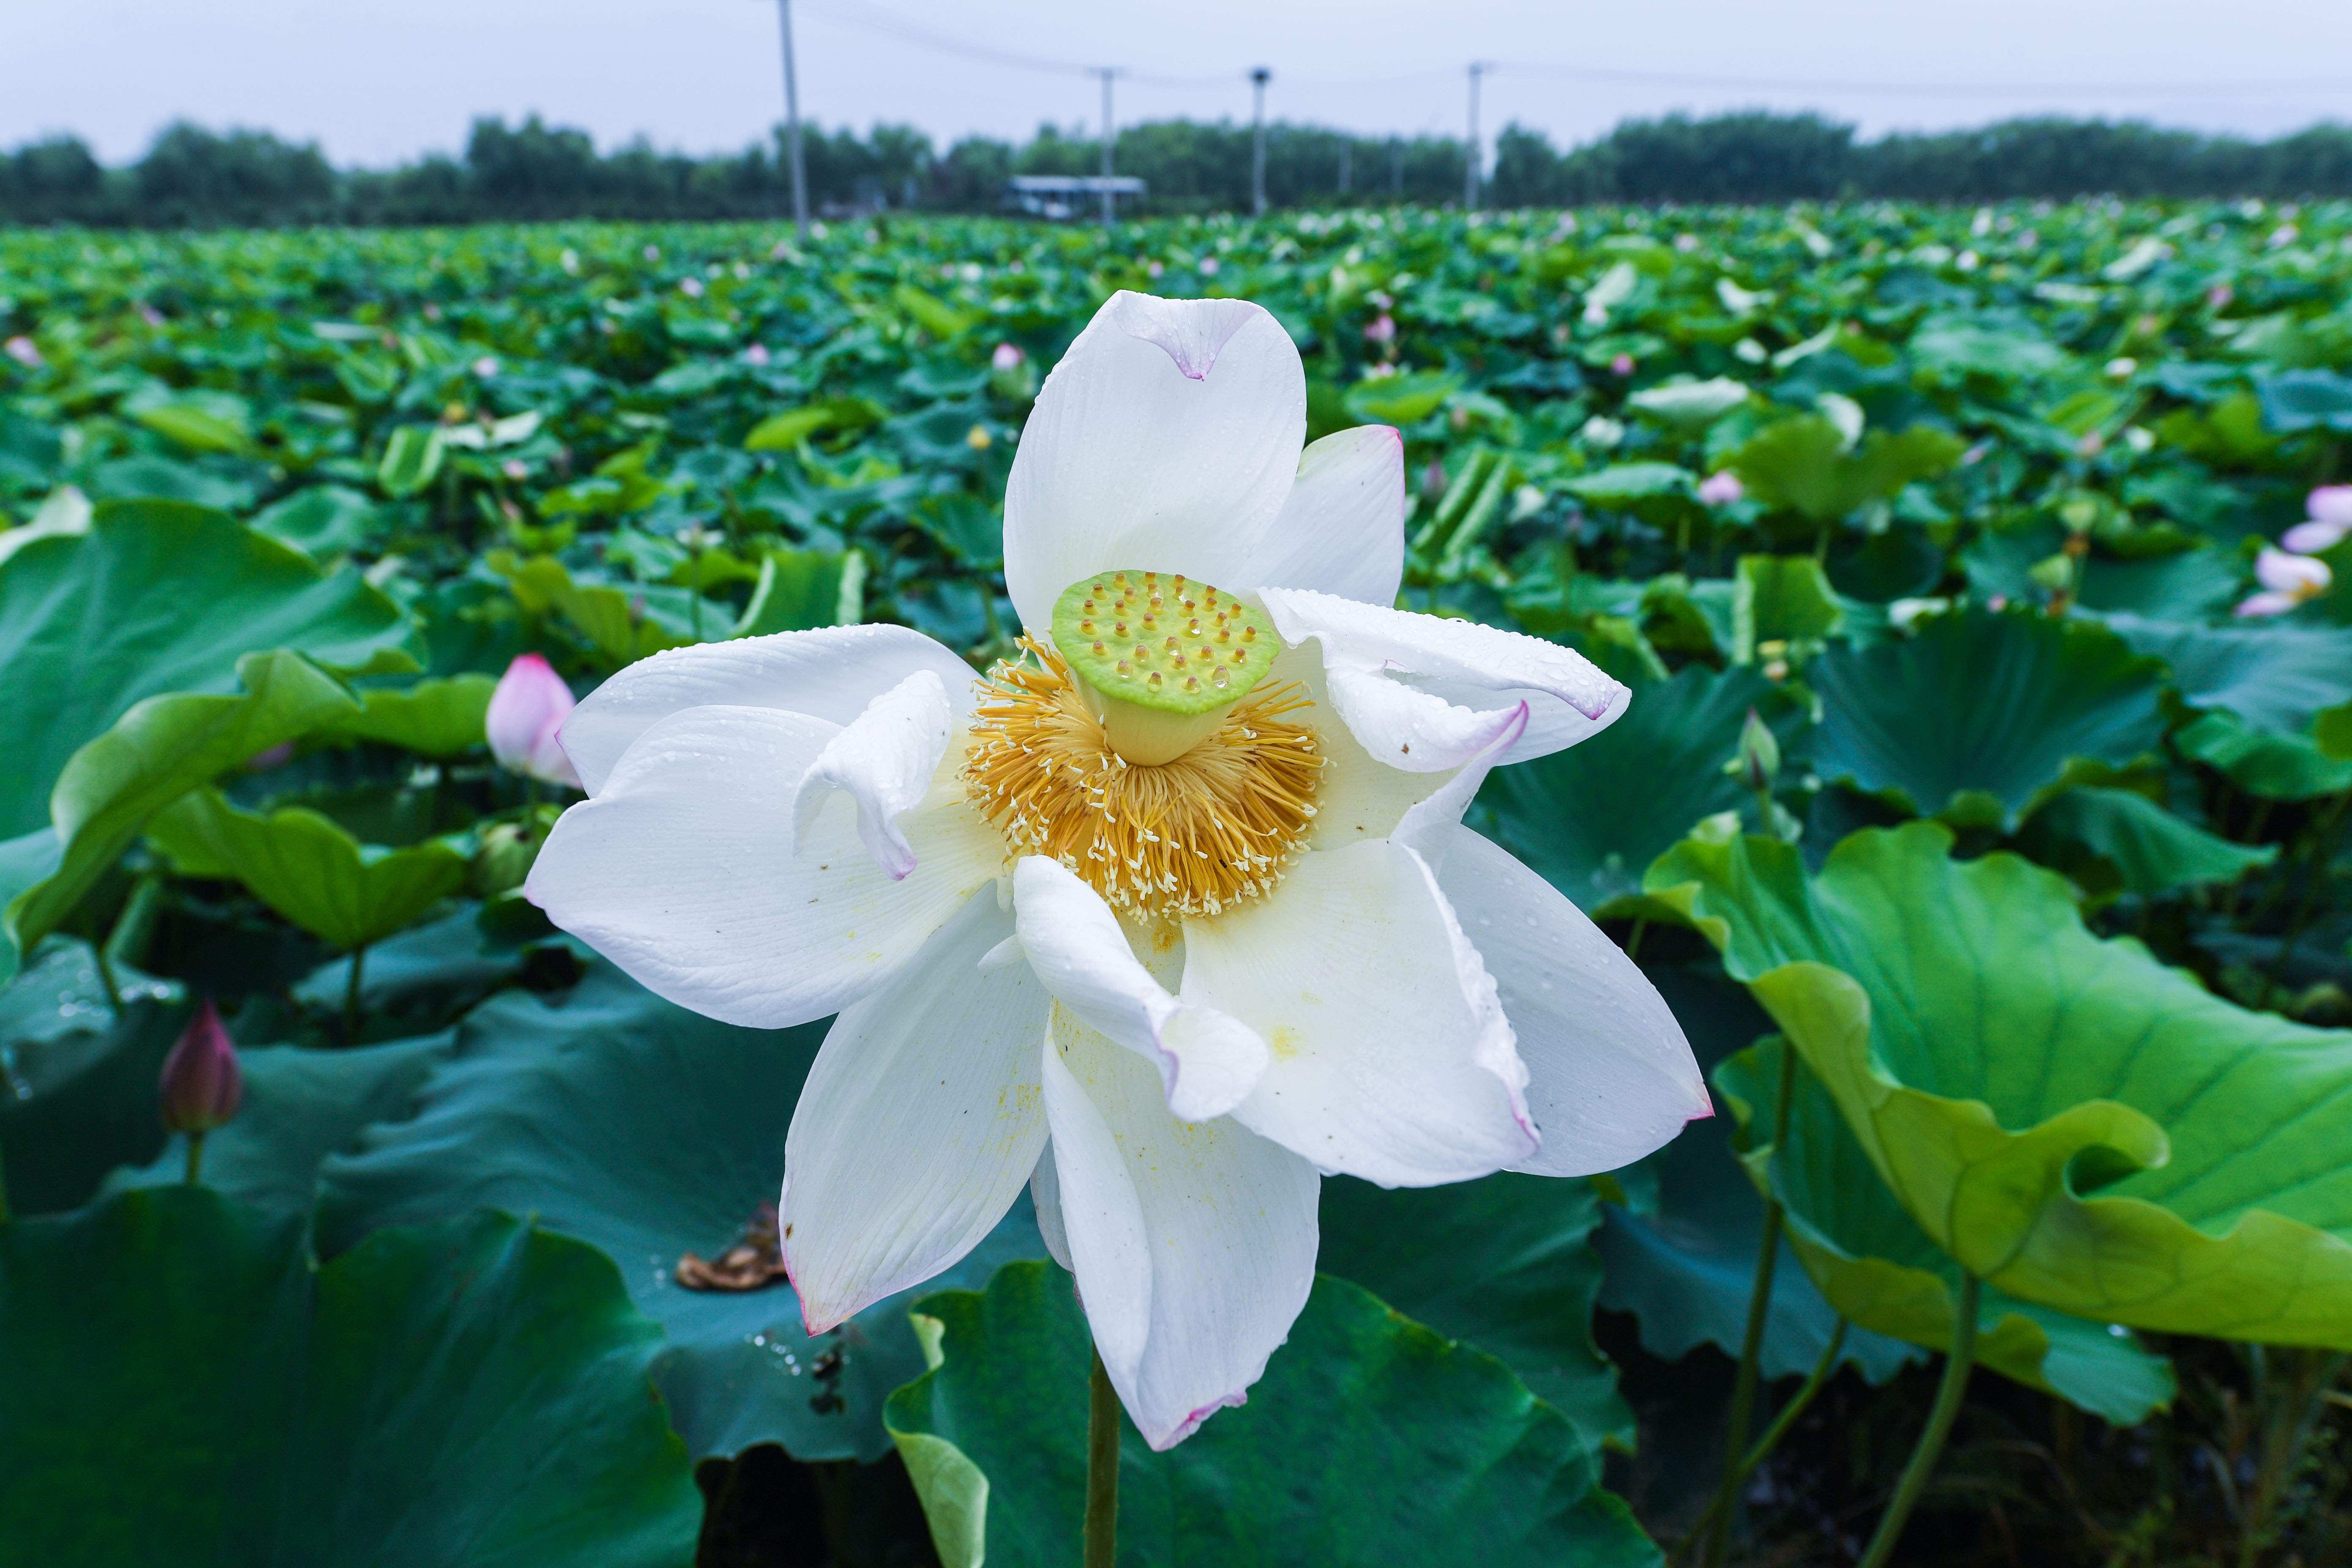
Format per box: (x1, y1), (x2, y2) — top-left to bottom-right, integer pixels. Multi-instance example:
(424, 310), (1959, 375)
(524, 291), (1709, 1449)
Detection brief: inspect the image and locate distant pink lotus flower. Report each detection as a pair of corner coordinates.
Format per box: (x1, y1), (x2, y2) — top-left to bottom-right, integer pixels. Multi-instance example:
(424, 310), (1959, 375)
(1698, 471), (1744, 506)
(1198, 256), (1221, 276)
(746, 343), (772, 366)
(1363, 314), (1396, 344)
(2236, 547), (2333, 617)
(681, 277), (706, 298)
(992, 341), (1026, 371)
(160, 998), (243, 1135)
(1147, 260), (1165, 278)
(2284, 486), (2352, 554)
(1610, 353), (1636, 377)
(472, 356), (500, 378)
(644, 244), (662, 261)
(141, 305), (166, 328)
(2207, 284), (2234, 310)
(4, 336), (41, 369)
(502, 458), (529, 481)
(487, 653), (583, 787)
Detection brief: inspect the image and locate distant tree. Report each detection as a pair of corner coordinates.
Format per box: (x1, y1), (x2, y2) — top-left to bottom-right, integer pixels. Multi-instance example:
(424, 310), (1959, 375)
(134, 123), (335, 227)
(0, 136), (112, 225)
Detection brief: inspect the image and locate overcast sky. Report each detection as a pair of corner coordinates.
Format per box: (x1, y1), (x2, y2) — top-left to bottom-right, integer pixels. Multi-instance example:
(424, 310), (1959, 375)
(4, 0), (2348, 167)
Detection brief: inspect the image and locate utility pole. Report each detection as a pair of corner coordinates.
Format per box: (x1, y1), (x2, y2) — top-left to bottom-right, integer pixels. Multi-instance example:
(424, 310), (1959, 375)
(1464, 62), (1483, 210)
(777, 0), (808, 235)
(1250, 67), (1271, 217)
(1098, 68), (1116, 229)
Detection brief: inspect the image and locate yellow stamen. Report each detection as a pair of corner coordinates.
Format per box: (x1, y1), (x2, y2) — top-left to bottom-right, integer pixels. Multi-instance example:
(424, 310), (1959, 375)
(962, 639), (1323, 918)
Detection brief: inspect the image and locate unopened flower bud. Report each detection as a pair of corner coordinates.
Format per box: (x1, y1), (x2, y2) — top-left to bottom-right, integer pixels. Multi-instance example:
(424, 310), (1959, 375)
(486, 653), (583, 788)
(991, 341), (1025, 371)
(1362, 313), (1396, 344)
(1734, 707), (1780, 792)
(1698, 471), (1744, 507)
(160, 998), (242, 1135)
(1420, 459), (1448, 508)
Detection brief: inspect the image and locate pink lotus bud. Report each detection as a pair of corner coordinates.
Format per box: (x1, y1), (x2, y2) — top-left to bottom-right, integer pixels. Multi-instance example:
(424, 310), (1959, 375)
(245, 740), (295, 771)
(991, 342), (1025, 371)
(160, 999), (242, 1134)
(745, 343), (772, 366)
(1363, 313), (1396, 344)
(141, 305), (166, 328)
(2076, 431), (2105, 458)
(1420, 459), (1448, 507)
(1610, 353), (1636, 377)
(1198, 257), (1220, 276)
(1698, 471), (1744, 507)
(487, 653), (583, 787)
(1147, 260), (1165, 278)
(472, 356), (499, 378)
(4, 336), (41, 369)
(2207, 284), (2234, 310)
(2306, 485), (2352, 529)
(502, 457), (529, 481)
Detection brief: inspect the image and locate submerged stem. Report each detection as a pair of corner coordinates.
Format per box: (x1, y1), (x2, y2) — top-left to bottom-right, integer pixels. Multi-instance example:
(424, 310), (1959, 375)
(1085, 1344), (1120, 1568)
(1856, 1271), (1981, 1568)
(1684, 1319), (1850, 1559)
(1703, 1037), (1798, 1567)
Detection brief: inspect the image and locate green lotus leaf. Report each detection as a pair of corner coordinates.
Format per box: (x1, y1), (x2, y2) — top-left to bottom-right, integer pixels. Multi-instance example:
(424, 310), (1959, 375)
(1732, 416), (1964, 522)
(0, 499), (409, 840)
(312, 963), (1048, 1462)
(1626, 376), (1751, 430)
(1343, 370), (1460, 426)
(0, 998), (185, 1217)
(1646, 822), (2352, 1345)
(1319, 1171), (1631, 1456)
(0, 1188), (702, 1566)
(250, 484), (384, 560)
(322, 673), (495, 757)
(1474, 663), (1805, 910)
(5, 650), (366, 983)
(2018, 784), (2276, 898)
(731, 547), (866, 637)
(885, 1260), (1657, 1568)
(1731, 553), (1843, 662)
(1714, 1043), (2175, 1424)
(1809, 607), (2166, 828)
(2102, 614), (2352, 735)
(1592, 966), (1922, 1385)
(2176, 710), (2352, 801)
(146, 787), (468, 952)
(2320, 701), (2352, 760)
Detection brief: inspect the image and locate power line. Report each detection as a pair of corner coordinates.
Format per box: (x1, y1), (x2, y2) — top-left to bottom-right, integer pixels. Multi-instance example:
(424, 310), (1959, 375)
(1487, 60), (2352, 100)
(795, 0), (1234, 87)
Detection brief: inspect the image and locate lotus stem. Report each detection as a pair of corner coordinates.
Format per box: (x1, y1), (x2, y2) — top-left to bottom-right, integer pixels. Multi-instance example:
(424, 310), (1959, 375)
(1085, 1343), (1120, 1568)
(185, 1130), (207, 1186)
(1703, 1037), (1797, 1568)
(1683, 1318), (1849, 1560)
(0, 1138), (11, 1224)
(2237, 1348), (2350, 1568)
(1856, 1271), (1980, 1568)
(90, 937), (124, 1017)
(344, 943), (368, 1047)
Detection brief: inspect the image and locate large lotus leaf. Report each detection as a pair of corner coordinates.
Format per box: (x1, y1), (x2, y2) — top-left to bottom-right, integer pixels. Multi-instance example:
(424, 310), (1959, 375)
(2322, 702), (2352, 760)
(1646, 822), (2352, 1345)
(1732, 417), (1963, 523)
(313, 963), (1049, 1462)
(1713, 1043), (2175, 1424)
(323, 674), (495, 756)
(1475, 664), (1804, 910)
(1319, 1171), (1630, 1455)
(0, 499), (410, 839)
(0, 1188), (702, 1566)
(1592, 965), (1921, 1385)
(1731, 553), (1843, 662)
(2176, 711), (2352, 801)
(885, 1260), (1656, 1568)
(0, 997), (185, 1217)
(105, 1033), (455, 1213)
(2018, 785), (2277, 898)
(1810, 607), (2165, 827)
(3, 650), (367, 984)
(2102, 614), (2352, 735)
(147, 787), (467, 952)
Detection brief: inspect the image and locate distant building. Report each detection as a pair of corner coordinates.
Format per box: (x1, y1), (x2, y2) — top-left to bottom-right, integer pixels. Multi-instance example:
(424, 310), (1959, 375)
(1007, 174), (1146, 219)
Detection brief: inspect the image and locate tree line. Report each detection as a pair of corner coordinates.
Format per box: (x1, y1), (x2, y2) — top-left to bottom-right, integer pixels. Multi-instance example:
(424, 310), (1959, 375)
(3, 109), (2349, 228)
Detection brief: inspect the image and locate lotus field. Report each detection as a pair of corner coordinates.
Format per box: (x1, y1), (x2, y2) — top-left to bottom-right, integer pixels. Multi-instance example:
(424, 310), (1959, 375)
(3, 198), (2352, 1568)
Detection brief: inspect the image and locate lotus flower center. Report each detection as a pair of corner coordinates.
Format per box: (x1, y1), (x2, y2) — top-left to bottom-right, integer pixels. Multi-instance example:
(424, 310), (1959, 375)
(961, 572), (1322, 917)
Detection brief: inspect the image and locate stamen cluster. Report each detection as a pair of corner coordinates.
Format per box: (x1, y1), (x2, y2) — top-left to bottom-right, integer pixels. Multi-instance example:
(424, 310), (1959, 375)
(962, 640), (1323, 917)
